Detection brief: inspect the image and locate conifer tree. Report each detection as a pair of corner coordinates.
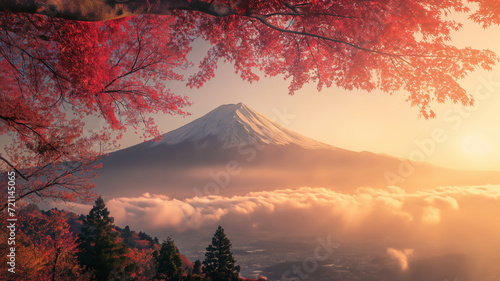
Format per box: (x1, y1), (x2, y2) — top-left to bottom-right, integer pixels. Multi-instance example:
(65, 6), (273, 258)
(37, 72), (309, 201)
(192, 259), (202, 275)
(203, 226), (240, 281)
(121, 225), (136, 248)
(156, 236), (184, 281)
(77, 196), (128, 281)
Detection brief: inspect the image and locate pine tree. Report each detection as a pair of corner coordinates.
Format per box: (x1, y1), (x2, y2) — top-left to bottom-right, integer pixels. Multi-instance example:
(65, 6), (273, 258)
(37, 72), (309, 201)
(203, 226), (240, 281)
(121, 225), (136, 248)
(77, 196), (128, 281)
(156, 236), (184, 281)
(192, 259), (202, 275)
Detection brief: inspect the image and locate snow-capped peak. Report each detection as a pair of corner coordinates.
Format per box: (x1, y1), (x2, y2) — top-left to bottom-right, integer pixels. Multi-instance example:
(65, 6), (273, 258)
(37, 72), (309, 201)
(156, 103), (332, 149)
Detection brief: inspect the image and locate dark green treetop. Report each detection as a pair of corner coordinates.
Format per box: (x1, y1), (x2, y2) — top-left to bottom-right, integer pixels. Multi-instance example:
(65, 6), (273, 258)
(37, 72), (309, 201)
(156, 236), (184, 281)
(77, 196), (129, 281)
(203, 226), (240, 281)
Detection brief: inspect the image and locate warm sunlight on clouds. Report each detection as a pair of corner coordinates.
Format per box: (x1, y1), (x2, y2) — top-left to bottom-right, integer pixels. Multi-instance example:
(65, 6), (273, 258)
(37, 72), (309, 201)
(105, 185), (500, 249)
(387, 248), (414, 271)
(421, 206), (441, 224)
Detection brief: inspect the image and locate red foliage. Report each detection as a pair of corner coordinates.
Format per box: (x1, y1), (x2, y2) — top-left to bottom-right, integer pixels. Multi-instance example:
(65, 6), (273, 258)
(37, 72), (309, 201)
(126, 247), (158, 280)
(470, 0), (500, 27)
(0, 13), (192, 208)
(181, 0), (497, 118)
(135, 239), (152, 249)
(13, 208), (84, 280)
(2, 0), (500, 208)
(181, 254), (194, 269)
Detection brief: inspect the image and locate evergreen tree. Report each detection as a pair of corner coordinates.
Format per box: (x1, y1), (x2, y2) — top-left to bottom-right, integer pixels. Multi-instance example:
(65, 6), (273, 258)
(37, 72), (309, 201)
(121, 225), (136, 248)
(139, 231), (153, 242)
(192, 259), (202, 275)
(77, 196), (128, 281)
(156, 236), (184, 281)
(203, 226), (240, 281)
(184, 273), (203, 281)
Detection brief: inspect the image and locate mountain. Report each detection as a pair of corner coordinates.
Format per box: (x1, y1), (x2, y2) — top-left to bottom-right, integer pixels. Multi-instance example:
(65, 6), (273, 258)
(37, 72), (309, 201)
(154, 102), (331, 149)
(95, 103), (500, 199)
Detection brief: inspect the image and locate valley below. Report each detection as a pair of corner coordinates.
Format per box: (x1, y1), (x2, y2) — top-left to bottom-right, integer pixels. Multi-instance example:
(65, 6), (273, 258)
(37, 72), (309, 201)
(69, 103), (500, 280)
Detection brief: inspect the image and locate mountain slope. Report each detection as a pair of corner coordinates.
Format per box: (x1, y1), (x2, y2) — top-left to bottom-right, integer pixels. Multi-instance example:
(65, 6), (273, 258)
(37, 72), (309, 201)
(152, 103), (331, 149)
(95, 103), (500, 199)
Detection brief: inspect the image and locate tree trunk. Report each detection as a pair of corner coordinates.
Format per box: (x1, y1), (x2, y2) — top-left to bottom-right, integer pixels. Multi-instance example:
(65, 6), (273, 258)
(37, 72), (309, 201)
(0, 0), (236, 21)
(52, 248), (60, 281)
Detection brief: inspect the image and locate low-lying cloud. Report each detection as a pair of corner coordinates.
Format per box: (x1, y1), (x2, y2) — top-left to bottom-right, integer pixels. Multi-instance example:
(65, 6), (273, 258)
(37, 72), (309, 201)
(103, 185), (500, 248)
(387, 248), (414, 271)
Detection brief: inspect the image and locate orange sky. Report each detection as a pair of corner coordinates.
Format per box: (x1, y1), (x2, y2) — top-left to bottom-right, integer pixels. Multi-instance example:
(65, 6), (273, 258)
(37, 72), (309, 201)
(1, 13), (498, 171)
(109, 13), (500, 172)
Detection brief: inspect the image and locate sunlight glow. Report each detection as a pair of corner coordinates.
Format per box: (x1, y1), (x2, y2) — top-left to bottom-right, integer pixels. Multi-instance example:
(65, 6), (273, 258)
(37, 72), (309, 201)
(462, 135), (490, 157)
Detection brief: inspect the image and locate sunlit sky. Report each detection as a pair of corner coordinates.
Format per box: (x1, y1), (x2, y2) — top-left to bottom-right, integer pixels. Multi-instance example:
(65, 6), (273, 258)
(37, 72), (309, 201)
(2, 14), (499, 171)
(109, 13), (500, 172)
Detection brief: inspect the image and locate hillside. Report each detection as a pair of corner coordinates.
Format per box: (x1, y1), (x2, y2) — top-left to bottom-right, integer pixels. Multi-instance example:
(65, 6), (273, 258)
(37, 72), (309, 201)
(95, 103), (500, 199)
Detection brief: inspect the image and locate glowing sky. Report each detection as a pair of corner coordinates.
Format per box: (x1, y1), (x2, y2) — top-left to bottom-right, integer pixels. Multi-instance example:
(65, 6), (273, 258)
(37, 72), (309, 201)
(111, 13), (500, 171)
(2, 14), (498, 171)
(30, 12), (500, 280)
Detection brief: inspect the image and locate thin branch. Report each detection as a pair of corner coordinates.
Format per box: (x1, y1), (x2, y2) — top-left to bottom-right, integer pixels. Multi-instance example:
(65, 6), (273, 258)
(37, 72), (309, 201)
(0, 155), (28, 181)
(250, 14), (457, 60)
(262, 12), (359, 19)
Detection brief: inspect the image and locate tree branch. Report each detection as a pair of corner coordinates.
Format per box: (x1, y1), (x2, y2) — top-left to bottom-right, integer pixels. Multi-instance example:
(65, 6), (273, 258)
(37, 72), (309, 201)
(0, 0), (237, 21)
(0, 155), (28, 181)
(249, 14), (455, 61)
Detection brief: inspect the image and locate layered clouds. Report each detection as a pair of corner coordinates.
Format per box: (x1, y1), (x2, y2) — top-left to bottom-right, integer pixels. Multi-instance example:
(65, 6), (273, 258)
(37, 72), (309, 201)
(51, 184), (498, 278)
(105, 185), (500, 247)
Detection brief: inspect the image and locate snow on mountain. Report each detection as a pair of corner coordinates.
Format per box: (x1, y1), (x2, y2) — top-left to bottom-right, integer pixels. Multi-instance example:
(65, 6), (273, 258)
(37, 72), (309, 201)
(154, 103), (333, 149)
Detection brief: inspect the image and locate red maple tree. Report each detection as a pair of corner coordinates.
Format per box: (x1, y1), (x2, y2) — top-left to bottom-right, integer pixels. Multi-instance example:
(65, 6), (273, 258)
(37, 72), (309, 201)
(22, 210), (81, 278)
(1, 0), (500, 207)
(0, 207), (89, 280)
(0, 14), (191, 209)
